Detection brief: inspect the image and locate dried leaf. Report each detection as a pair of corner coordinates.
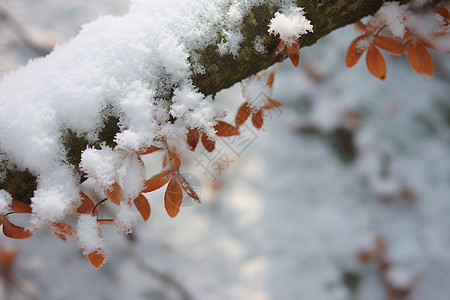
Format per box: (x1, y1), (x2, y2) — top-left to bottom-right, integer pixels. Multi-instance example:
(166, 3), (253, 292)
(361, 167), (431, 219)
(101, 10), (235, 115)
(176, 175), (201, 203)
(286, 40), (300, 67)
(164, 179), (183, 218)
(162, 153), (167, 168)
(137, 145), (162, 155)
(48, 222), (76, 243)
(215, 121), (239, 137)
(236, 102), (252, 129)
(76, 192), (97, 215)
(0, 247), (18, 266)
(133, 194), (151, 221)
(0, 216), (3, 227)
(168, 148), (182, 169)
(187, 129), (200, 151)
(252, 110), (264, 129)
(406, 41), (434, 76)
(142, 169), (173, 193)
(2, 218), (33, 239)
(87, 249), (108, 269)
(105, 182), (123, 205)
(354, 20), (367, 32)
(97, 219), (116, 226)
(366, 46), (387, 80)
(272, 40), (285, 57)
(374, 36), (406, 54)
(9, 201), (32, 213)
(267, 71), (275, 87)
(433, 6), (450, 20)
(265, 99), (282, 109)
(345, 35), (366, 68)
(201, 134), (216, 152)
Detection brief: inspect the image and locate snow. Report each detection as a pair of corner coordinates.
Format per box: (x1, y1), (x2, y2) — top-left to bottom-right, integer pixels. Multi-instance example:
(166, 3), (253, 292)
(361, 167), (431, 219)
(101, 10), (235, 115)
(377, 2), (407, 38)
(0, 190), (12, 214)
(0, 1), (450, 300)
(268, 7), (313, 44)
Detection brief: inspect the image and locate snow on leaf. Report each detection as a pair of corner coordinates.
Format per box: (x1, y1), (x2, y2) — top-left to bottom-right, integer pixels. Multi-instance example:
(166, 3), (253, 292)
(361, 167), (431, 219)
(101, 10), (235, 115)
(2, 218), (33, 239)
(164, 179), (183, 218)
(366, 46), (387, 81)
(76, 192), (97, 216)
(346, 35), (367, 68)
(201, 134), (216, 152)
(252, 110), (264, 129)
(406, 41), (434, 76)
(133, 194), (151, 221)
(176, 174), (201, 203)
(214, 121), (239, 137)
(236, 102), (252, 129)
(136, 145), (163, 155)
(142, 169), (173, 193)
(187, 129), (200, 151)
(48, 222), (76, 243)
(272, 40), (286, 57)
(105, 182), (123, 206)
(168, 148), (182, 169)
(374, 36), (406, 54)
(433, 6), (450, 21)
(87, 249), (108, 269)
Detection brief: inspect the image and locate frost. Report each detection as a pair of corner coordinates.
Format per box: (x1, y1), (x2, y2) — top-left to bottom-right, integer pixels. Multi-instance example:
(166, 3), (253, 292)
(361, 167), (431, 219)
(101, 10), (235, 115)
(253, 36), (266, 54)
(115, 205), (139, 234)
(76, 214), (106, 254)
(0, 190), (12, 214)
(377, 2), (407, 38)
(268, 7), (313, 44)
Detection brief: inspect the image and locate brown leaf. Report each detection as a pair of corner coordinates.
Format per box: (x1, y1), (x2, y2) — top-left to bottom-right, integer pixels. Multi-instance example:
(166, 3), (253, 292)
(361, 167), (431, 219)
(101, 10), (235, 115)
(265, 99), (282, 109)
(142, 169), (173, 193)
(267, 71), (275, 87)
(354, 20), (367, 32)
(433, 6), (450, 20)
(87, 249), (107, 269)
(215, 121), (239, 137)
(136, 145), (162, 155)
(168, 148), (182, 169)
(162, 153), (168, 168)
(406, 41), (434, 76)
(236, 102), (252, 129)
(97, 219), (116, 226)
(133, 194), (151, 221)
(0, 247), (18, 266)
(366, 46), (387, 80)
(252, 110), (264, 129)
(272, 40), (285, 57)
(345, 35), (367, 68)
(2, 218), (33, 239)
(374, 36), (406, 54)
(105, 182), (123, 205)
(164, 179), (183, 218)
(187, 129), (200, 151)
(201, 134), (216, 152)
(9, 201), (32, 213)
(286, 40), (300, 67)
(48, 222), (76, 243)
(176, 175), (201, 203)
(76, 192), (97, 215)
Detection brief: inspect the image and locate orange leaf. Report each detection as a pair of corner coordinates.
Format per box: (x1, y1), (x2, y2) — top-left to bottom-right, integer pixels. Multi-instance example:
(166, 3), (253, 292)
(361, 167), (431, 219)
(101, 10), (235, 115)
(366, 46), (387, 81)
(215, 121), (239, 137)
(272, 40), (285, 57)
(354, 20), (367, 32)
(267, 71), (275, 87)
(168, 148), (182, 169)
(252, 110), (264, 129)
(0, 247), (18, 266)
(162, 153), (167, 168)
(201, 134), (216, 152)
(133, 194), (151, 221)
(48, 222), (76, 243)
(2, 218), (33, 239)
(265, 99), (282, 109)
(9, 201), (32, 213)
(87, 249), (107, 269)
(137, 145), (162, 155)
(286, 40), (300, 67)
(76, 192), (97, 215)
(105, 182), (123, 205)
(176, 175), (201, 203)
(187, 129), (200, 151)
(164, 179), (183, 218)
(433, 6), (450, 20)
(407, 41), (434, 76)
(374, 36), (406, 54)
(142, 169), (173, 193)
(97, 219), (116, 226)
(345, 35), (367, 68)
(236, 102), (252, 129)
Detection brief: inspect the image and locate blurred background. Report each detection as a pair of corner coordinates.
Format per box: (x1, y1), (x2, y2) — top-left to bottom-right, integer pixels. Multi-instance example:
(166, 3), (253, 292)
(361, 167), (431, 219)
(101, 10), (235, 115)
(1, 1), (450, 299)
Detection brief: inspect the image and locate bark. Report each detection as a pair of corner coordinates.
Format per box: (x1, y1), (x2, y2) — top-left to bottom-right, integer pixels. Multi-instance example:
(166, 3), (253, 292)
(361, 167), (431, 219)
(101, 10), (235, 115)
(0, 0), (418, 202)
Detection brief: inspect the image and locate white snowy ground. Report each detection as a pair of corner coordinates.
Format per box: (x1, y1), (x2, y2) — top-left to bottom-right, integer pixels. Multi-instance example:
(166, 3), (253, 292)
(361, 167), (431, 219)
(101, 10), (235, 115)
(1, 1), (450, 300)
